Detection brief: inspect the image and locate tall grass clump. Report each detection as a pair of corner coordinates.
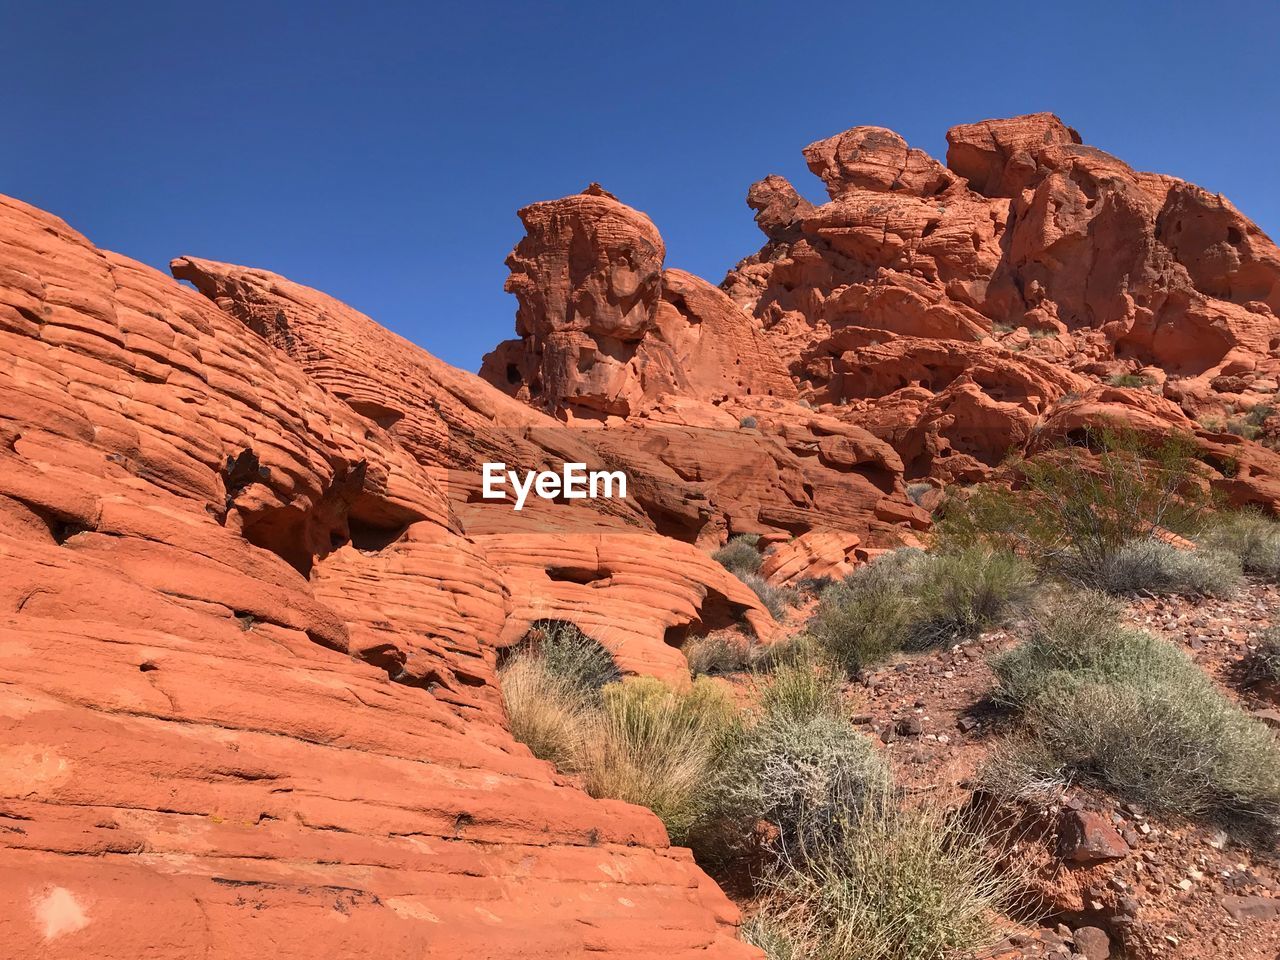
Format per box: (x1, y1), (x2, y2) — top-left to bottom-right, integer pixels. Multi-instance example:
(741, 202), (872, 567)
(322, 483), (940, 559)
(755, 656), (846, 723)
(746, 789), (1019, 960)
(684, 630), (750, 676)
(992, 591), (1280, 841)
(1200, 508), (1280, 578)
(579, 676), (738, 843)
(714, 534), (763, 577)
(498, 656), (593, 769)
(809, 547), (1031, 673)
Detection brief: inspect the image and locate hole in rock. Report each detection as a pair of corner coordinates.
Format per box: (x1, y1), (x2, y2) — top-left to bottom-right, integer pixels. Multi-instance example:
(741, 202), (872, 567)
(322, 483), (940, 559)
(546, 565), (609, 586)
(505, 363), (521, 385)
(665, 587), (755, 646)
(1227, 226), (1244, 246)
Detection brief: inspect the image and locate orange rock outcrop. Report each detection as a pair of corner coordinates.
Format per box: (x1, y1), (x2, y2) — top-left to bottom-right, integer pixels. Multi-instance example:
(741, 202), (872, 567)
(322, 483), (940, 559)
(0, 195), (758, 959)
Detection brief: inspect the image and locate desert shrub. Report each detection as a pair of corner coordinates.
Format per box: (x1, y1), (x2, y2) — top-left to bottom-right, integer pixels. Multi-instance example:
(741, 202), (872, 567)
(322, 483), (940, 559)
(937, 427), (1214, 583)
(905, 481), (934, 508)
(743, 573), (801, 619)
(755, 657), (847, 724)
(517, 619), (620, 697)
(747, 632), (829, 673)
(741, 913), (801, 960)
(810, 547), (1029, 673)
(498, 656), (592, 769)
(808, 552), (922, 672)
(1200, 508), (1280, 578)
(740, 416), (759, 429)
(684, 631), (750, 676)
(713, 534), (763, 577)
(1109, 373), (1151, 388)
(1243, 626), (1280, 685)
(1216, 403), (1274, 441)
(992, 591), (1280, 840)
(747, 791), (1018, 960)
(579, 677), (738, 843)
(717, 712), (889, 863)
(911, 547), (1035, 645)
(1094, 538), (1242, 597)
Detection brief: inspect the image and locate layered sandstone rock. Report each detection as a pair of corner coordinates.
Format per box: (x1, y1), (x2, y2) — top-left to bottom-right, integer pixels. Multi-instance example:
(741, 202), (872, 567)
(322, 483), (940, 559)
(0, 195), (757, 959)
(719, 113), (1280, 506)
(478, 186), (928, 545)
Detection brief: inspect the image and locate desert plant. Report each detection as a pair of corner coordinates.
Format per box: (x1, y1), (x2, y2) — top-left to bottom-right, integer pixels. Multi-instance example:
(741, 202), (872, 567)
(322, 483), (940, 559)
(684, 630), (750, 676)
(747, 789), (1019, 960)
(1094, 538), (1242, 597)
(579, 677), (738, 842)
(717, 712), (889, 863)
(1200, 508), (1280, 578)
(740, 416), (759, 429)
(992, 591), (1280, 840)
(808, 553), (922, 672)
(518, 619), (620, 697)
(1243, 626), (1280, 685)
(810, 547), (1029, 673)
(741, 912), (801, 960)
(743, 572), (801, 619)
(755, 657), (847, 724)
(1109, 373), (1151, 388)
(498, 655), (593, 769)
(938, 426), (1215, 583)
(911, 547), (1035, 645)
(713, 534), (763, 577)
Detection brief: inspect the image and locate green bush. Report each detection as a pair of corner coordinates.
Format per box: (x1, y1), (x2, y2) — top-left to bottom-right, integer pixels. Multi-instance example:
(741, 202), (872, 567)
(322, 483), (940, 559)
(808, 552), (922, 672)
(520, 619), (620, 697)
(743, 573), (801, 619)
(992, 591), (1280, 840)
(1095, 538), (1242, 597)
(755, 657), (847, 724)
(713, 534), (763, 577)
(1200, 509), (1280, 578)
(911, 547), (1035, 645)
(746, 791), (1018, 960)
(1243, 626), (1280, 685)
(937, 426), (1215, 582)
(684, 631), (750, 676)
(809, 547), (1030, 673)
(579, 677), (738, 843)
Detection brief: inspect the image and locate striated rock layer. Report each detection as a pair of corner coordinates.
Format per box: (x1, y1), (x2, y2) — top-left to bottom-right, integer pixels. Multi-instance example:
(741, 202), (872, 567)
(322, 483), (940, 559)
(0, 195), (757, 959)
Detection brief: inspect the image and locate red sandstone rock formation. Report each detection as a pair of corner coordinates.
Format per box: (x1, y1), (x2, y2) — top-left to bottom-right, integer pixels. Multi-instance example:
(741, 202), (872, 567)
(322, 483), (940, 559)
(0, 195), (758, 959)
(717, 113), (1280, 507)
(481, 185), (796, 420)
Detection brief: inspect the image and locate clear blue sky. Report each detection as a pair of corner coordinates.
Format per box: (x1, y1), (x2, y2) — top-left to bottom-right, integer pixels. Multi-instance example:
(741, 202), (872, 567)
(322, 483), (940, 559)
(6, 1), (1279, 371)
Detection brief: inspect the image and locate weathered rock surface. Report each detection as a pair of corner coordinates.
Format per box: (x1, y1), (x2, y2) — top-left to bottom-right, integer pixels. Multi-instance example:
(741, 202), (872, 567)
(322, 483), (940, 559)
(0, 195), (757, 959)
(718, 113), (1280, 507)
(481, 185), (796, 420)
